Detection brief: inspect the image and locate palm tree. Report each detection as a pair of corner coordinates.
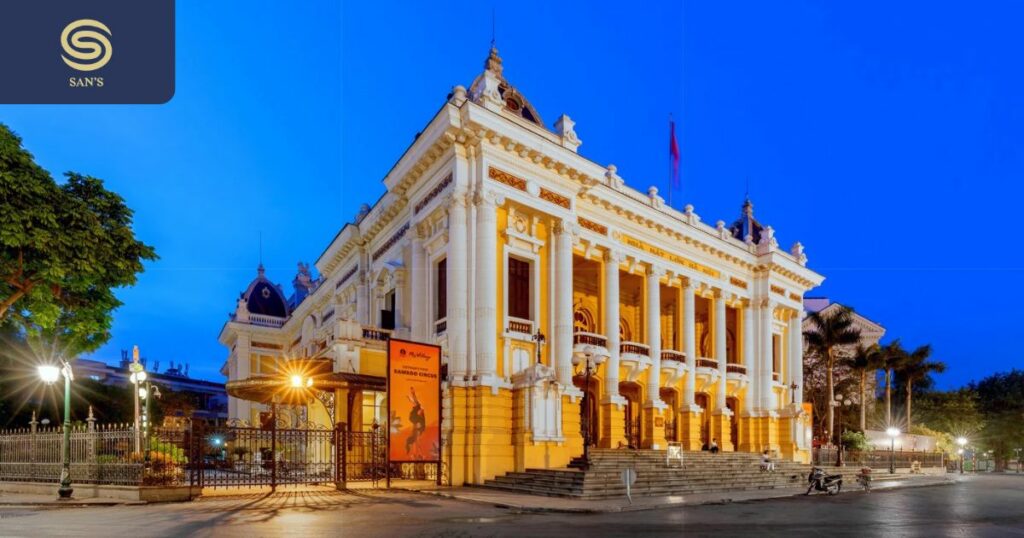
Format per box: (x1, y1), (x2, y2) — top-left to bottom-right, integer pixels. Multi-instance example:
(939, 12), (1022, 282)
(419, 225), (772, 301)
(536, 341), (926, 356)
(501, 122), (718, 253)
(878, 340), (907, 427)
(844, 344), (885, 432)
(898, 345), (945, 432)
(804, 306), (862, 446)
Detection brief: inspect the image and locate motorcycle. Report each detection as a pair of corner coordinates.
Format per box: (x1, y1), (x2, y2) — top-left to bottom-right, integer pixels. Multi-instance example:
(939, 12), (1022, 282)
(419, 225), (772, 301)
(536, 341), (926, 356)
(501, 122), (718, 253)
(805, 467), (843, 495)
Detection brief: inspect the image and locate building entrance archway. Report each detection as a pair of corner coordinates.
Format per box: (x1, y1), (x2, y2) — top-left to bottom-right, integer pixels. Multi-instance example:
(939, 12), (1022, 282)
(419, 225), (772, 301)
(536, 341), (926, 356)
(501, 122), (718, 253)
(620, 382), (642, 449)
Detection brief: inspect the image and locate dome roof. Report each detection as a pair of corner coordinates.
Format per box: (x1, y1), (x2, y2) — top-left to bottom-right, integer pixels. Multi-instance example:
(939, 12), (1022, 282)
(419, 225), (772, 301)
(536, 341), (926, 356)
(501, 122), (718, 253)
(728, 199), (764, 244)
(241, 264), (289, 318)
(468, 46), (544, 126)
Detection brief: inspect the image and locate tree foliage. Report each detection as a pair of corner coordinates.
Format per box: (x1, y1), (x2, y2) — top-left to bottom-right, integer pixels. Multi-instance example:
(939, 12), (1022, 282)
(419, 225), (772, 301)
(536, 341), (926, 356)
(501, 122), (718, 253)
(0, 123), (156, 353)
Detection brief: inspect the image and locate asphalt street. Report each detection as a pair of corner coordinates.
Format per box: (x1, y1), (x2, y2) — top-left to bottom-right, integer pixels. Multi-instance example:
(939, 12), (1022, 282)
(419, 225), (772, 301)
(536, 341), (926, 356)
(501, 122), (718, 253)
(1, 474), (1022, 537)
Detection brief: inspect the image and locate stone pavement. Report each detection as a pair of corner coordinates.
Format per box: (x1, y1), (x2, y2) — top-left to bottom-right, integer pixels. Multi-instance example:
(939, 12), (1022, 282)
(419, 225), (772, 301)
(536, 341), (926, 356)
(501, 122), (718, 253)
(0, 472), (956, 511)
(395, 472), (957, 513)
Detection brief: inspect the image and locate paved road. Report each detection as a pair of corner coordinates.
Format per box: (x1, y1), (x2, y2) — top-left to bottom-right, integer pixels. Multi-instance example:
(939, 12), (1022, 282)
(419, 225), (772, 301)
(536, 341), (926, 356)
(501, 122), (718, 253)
(1, 475), (1022, 537)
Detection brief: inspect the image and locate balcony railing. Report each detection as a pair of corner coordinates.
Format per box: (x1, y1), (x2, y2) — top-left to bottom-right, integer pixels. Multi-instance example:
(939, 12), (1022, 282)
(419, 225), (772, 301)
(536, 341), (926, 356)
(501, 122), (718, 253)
(573, 332), (607, 348)
(507, 317), (534, 335)
(249, 313), (286, 328)
(435, 317), (447, 335)
(696, 357), (718, 369)
(620, 342), (650, 356)
(362, 326), (392, 342)
(727, 363), (747, 375)
(661, 350), (686, 363)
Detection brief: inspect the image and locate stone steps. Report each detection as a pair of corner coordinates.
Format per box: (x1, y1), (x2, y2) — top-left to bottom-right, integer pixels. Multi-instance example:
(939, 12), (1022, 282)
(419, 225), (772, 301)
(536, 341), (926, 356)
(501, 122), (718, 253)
(481, 449), (861, 499)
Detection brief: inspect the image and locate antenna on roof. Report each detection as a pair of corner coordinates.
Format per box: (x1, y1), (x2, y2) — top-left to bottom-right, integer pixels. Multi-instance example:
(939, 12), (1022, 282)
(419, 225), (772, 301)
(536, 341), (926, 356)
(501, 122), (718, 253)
(491, 7), (496, 47)
(259, 231), (263, 266)
(745, 176), (750, 201)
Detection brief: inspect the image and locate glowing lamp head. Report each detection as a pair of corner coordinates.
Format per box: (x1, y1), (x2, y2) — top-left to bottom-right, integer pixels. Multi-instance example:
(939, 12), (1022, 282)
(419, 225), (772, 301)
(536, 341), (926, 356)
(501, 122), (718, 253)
(958, 448), (964, 455)
(957, 437), (967, 447)
(290, 375), (303, 388)
(306, 377), (313, 388)
(38, 365), (61, 384)
(138, 387), (148, 399)
(886, 427), (900, 438)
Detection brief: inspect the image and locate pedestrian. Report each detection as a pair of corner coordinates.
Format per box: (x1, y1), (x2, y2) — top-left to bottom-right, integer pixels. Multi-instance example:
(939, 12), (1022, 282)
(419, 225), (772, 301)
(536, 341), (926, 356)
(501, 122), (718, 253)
(710, 438), (720, 454)
(761, 450), (775, 472)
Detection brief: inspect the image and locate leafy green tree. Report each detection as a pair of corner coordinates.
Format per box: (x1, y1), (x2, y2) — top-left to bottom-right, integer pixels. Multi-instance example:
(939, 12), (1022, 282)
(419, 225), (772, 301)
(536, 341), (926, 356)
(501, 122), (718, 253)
(897, 345), (945, 432)
(0, 123), (156, 353)
(844, 344), (885, 432)
(971, 370), (1024, 471)
(804, 306), (862, 445)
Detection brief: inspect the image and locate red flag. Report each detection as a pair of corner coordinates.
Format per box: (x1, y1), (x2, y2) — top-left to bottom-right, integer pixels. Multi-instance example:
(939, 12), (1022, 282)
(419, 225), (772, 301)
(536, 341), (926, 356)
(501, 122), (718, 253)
(669, 120), (680, 190)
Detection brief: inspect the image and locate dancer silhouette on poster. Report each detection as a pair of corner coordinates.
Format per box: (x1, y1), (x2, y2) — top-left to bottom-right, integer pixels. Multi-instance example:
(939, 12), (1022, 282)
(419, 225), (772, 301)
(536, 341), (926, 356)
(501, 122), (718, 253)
(405, 386), (427, 458)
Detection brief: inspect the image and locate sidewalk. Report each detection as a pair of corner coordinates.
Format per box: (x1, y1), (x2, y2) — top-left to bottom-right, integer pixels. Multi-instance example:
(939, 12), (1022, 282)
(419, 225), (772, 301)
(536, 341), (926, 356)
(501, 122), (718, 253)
(398, 473), (960, 513)
(0, 493), (147, 507)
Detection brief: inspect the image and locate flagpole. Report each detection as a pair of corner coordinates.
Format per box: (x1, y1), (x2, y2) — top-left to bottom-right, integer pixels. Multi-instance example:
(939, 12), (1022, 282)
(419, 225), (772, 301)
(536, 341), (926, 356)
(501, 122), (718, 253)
(668, 115), (673, 209)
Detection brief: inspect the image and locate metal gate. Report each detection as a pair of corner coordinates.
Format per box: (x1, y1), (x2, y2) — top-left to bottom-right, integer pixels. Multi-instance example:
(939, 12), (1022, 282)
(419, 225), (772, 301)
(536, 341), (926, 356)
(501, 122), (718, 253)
(189, 422), (339, 489)
(187, 422), (443, 489)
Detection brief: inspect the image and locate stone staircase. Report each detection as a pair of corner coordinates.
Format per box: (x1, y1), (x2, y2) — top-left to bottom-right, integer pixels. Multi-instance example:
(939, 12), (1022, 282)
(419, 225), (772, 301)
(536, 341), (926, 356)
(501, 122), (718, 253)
(480, 449), (863, 499)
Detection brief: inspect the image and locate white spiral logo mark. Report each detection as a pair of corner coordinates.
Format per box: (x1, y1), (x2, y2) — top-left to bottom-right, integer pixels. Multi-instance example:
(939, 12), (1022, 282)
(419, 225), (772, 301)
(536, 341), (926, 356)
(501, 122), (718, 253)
(61, 19), (113, 72)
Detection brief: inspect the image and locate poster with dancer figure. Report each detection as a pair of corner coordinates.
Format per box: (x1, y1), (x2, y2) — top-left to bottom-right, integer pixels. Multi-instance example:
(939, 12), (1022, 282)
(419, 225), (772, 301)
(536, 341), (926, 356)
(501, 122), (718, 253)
(387, 339), (441, 463)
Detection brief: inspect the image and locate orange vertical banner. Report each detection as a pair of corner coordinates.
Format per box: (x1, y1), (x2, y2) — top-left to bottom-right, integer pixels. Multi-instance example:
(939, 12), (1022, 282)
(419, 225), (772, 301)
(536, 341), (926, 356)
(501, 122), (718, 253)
(387, 339), (442, 463)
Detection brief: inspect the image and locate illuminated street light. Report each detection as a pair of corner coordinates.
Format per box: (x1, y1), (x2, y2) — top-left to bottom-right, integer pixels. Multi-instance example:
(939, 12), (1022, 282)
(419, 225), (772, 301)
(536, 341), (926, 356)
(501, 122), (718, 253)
(291, 374), (303, 388)
(886, 427), (900, 474)
(38, 360), (74, 499)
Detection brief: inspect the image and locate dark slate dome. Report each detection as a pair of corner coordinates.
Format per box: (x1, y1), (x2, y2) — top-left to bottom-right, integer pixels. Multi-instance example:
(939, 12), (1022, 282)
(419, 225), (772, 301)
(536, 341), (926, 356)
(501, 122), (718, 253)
(241, 264), (289, 318)
(728, 198), (764, 244)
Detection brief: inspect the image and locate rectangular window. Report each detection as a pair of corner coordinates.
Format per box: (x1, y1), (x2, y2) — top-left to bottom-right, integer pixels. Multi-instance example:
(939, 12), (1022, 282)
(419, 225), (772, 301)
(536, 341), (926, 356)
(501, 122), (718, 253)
(436, 258), (447, 319)
(772, 334), (781, 376)
(380, 290), (396, 330)
(508, 257), (531, 320)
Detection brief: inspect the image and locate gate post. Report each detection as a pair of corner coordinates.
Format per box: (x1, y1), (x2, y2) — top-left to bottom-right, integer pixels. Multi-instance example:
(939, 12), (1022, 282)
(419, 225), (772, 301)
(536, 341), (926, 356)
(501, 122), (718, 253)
(271, 401), (277, 492)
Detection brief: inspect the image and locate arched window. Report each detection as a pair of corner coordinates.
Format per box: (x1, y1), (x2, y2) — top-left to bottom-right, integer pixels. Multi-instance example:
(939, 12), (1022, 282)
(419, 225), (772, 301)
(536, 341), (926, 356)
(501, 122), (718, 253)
(619, 319), (632, 342)
(573, 308), (596, 333)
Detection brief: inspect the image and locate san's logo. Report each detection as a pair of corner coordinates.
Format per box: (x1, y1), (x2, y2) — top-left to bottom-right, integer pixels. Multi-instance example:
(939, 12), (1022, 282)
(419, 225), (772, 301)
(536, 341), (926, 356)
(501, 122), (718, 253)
(61, 19), (112, 72)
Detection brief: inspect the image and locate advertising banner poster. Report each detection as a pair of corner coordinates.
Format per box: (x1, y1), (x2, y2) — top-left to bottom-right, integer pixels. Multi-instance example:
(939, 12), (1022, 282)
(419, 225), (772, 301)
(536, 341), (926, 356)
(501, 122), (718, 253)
(387, 339), (441, 463)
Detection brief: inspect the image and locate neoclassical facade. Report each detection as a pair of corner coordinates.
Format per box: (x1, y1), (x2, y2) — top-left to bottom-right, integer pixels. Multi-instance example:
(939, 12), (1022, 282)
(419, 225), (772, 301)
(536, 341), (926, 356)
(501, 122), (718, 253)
(220, 47), (824, 485)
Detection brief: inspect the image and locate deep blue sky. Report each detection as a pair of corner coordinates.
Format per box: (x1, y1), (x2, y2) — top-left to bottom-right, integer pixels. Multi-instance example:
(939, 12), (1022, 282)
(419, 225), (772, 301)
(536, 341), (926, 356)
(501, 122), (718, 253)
(2, 1), (1021, 388)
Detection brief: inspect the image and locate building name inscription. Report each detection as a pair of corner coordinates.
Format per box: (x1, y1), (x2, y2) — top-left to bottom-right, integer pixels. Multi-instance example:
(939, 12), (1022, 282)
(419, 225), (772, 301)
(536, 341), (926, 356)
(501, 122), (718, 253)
(616, 233), (720, 279)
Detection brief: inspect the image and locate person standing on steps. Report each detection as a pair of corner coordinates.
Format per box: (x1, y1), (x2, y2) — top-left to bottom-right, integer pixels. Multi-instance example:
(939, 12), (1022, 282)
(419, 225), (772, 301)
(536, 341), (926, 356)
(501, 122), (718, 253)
(710, 438), (720, 454)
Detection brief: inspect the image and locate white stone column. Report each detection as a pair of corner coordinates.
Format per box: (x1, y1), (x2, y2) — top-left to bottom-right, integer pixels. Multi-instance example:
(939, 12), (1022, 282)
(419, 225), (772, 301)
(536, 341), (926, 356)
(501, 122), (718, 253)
(742, 301), (756, 414)
(645, 267), (664, 404)
(447, 194), (469, 379)
(553, 220), (575, 386)
(715, 291), (728, 409)
(603, 251), (622, 399)
(409, 225), (426, 341)
(760, 300), (776, 411)
(789, 310), (804, 405)
(474, 192), (499, 383)
(682, 279), (697, 406)
(394, 269), (407, 334)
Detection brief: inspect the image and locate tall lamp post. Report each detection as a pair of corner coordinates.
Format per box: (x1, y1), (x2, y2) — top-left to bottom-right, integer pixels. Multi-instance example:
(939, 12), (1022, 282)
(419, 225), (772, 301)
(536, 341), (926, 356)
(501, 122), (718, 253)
(957, 437), (967, 474)
(1014, 448), (1022, 474)
(139, 382), (162, 462)
(129, 366), (147, 454)
(571, 349), (605, 471)
(832, 394), (852, 467)
(39, 360), (74, 499)
(886, 427), (900, 474)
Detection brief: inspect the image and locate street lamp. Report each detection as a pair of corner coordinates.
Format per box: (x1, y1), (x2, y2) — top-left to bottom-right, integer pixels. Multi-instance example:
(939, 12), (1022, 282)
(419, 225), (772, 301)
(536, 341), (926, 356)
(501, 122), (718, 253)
(128, 346), (147, 455)
(39, 360), (74, 499)
(886, 427), (900, 474)
(957, 437), (968, 474)
(139, 382), (162, 459)
(832, 394), (853, 467)
(1014, 448), (1022, 474)
(571, 348), (606, 471)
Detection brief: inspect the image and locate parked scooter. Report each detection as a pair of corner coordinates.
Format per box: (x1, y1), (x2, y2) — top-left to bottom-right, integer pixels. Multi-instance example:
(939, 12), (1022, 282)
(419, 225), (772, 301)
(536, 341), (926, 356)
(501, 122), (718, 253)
(806, 467), (843, 495)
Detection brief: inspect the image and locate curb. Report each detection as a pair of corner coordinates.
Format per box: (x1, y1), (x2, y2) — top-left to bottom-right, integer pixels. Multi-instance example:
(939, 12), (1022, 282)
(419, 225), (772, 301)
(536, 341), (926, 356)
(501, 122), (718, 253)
(397, 477), (958, 514)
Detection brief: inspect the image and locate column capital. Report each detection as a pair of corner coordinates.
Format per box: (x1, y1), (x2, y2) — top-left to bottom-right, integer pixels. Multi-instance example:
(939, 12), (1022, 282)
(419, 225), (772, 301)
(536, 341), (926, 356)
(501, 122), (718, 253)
(474, 188), (503, 209)
(604, 249), (625, 264)
(553, 217), (580, 237)
(448, 191), (469, 210)
(647, 264), (667, 279)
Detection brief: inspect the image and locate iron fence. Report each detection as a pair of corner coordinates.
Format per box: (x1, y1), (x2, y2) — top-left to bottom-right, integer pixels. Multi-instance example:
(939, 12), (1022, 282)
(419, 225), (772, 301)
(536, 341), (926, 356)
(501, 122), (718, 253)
(0, 422), (189, 486)
(812, 447), (945, 469)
